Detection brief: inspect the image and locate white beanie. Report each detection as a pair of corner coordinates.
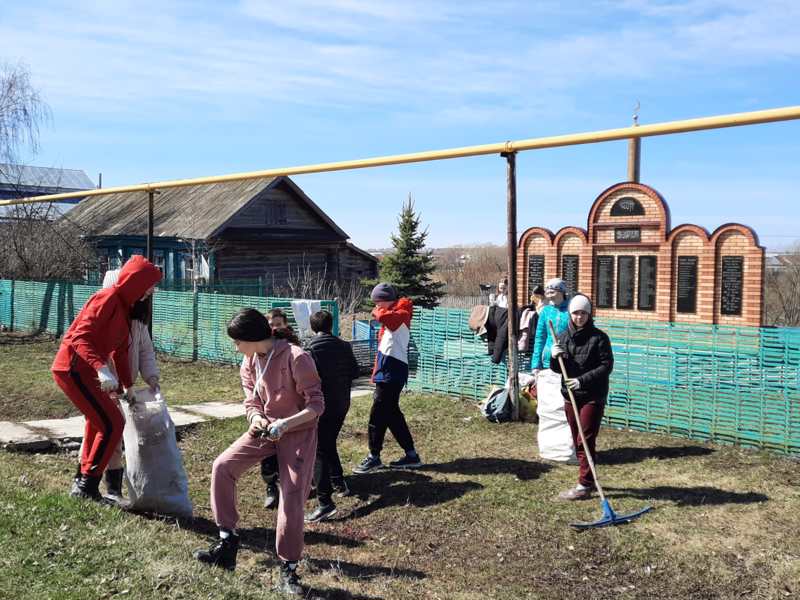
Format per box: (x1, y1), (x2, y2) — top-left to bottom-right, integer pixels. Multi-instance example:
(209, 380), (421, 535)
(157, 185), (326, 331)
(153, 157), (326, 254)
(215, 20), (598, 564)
(568, 294), (592, 314)
(102, 268), (121, 289)
(545, 278), (567, 293)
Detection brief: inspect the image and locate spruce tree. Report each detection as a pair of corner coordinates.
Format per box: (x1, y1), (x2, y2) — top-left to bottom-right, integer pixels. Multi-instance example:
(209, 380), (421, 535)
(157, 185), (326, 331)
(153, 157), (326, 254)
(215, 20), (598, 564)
(377, 195), (444, 308)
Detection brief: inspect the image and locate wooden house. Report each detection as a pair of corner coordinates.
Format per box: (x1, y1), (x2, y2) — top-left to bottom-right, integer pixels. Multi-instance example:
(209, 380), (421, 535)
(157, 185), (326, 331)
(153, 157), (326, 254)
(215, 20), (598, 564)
(65, 176), (378, 288)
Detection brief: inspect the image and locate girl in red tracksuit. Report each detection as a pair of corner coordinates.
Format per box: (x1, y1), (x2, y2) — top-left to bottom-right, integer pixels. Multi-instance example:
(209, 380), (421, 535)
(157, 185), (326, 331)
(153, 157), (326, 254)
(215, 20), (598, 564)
(51, 255), (162, 502)
(353, 283), (422, 473)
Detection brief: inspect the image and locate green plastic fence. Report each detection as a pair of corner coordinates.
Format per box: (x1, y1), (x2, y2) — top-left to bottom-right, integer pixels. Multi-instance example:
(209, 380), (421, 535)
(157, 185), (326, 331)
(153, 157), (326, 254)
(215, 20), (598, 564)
(405, 306), (800, 456)
(0, 279), (339, 364)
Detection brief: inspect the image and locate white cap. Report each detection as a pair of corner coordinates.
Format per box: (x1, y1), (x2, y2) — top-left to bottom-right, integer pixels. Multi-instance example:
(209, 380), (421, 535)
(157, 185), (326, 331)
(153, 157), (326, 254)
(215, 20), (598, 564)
(102, 269), (121, 289)
(545, 278), (567, 293)
(568, 294), (592, 314)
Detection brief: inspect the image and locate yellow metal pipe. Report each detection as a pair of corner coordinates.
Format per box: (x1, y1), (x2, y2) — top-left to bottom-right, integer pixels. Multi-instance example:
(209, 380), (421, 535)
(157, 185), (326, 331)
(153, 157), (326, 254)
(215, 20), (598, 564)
(3, 105), (800, 207)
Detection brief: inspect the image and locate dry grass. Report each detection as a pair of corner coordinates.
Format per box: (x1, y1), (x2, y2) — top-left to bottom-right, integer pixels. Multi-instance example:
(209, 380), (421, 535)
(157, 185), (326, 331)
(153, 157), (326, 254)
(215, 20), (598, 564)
(0, 334), (243, 421)
(1, 387), (799, 599)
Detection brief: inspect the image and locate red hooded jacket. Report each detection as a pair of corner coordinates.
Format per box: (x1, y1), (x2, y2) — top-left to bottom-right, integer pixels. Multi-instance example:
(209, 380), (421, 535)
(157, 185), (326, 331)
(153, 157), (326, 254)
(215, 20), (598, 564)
(52, 256), (162, 389)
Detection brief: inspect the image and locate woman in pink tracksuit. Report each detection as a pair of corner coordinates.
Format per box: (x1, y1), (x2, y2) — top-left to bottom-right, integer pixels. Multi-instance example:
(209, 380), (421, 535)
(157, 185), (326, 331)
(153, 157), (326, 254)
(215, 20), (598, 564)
(194, 308), (324, 596)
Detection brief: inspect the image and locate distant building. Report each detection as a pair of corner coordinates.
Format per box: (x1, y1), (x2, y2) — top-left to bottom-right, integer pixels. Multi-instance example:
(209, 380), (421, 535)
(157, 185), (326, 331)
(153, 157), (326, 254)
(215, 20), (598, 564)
(65, 175), (378, 288)
(0, 163), (95, 217)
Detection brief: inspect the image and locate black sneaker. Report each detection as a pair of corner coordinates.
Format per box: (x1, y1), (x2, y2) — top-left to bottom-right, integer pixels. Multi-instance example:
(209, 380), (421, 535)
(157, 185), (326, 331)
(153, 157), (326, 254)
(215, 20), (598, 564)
(264, 482), (279, 509)
(389, 454), (423, 469)
(353, 455), (382, 474)
(275, 561), (303, 596)
(332, 478), (352, 498)
(194, 534), (239, 570)
(305, 503), (337, 523)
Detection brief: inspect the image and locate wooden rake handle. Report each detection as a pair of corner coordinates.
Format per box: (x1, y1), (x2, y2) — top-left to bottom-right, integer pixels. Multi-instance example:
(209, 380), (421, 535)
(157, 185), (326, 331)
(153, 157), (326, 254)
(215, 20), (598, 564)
(547, 320), (606, 501)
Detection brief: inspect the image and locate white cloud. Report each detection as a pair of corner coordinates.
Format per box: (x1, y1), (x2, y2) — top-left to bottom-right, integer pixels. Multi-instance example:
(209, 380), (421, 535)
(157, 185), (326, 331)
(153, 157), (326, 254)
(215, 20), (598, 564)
(2, 0), (798, 124)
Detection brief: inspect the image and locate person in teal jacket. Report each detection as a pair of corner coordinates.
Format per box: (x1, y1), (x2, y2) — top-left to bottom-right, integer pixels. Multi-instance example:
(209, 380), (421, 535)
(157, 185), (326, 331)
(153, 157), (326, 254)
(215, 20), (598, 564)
(531, 279), (571, 373)
(530, 278), (576, 462)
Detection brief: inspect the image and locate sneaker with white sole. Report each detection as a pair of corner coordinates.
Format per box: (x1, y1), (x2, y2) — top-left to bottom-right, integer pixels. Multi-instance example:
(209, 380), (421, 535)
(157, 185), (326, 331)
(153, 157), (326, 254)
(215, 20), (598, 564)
(353, 455), (382, 474)
(557, 485), (593, 501)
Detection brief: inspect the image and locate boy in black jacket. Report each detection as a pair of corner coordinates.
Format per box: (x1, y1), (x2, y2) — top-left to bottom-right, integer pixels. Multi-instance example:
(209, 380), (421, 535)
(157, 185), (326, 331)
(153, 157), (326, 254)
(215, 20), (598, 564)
(549, 294), (614, 501)
(304, 310), (360, 522)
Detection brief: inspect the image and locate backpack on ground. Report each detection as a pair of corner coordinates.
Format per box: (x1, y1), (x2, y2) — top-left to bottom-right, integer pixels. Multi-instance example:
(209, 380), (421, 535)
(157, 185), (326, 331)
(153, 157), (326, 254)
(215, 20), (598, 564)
(481, 387), (513, 423)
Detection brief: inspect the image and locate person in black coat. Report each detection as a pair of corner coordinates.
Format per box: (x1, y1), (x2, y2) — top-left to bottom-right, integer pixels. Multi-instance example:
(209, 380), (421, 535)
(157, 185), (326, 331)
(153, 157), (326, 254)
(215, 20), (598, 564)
(304, 310), (360, 522)
(549, 294), (613, 501)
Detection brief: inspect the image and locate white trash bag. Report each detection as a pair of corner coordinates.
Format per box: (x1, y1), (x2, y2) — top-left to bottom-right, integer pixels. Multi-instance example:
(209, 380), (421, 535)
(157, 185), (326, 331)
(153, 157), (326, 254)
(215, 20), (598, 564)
(121, 388), (193, 518)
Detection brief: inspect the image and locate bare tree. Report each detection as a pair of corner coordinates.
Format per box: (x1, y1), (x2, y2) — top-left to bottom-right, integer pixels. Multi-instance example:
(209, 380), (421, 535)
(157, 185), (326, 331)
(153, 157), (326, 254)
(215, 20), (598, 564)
(765, 245), (800, 327)
(433, 243), (507, 296)
(0, 200), (97, 280)
(0, 62), (51, 165)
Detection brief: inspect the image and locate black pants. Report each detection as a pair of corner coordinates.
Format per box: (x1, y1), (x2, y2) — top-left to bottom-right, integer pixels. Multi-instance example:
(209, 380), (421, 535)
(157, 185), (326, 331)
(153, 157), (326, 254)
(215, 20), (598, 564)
(314, 403), (349, 506)
(368, 381), (414, 457)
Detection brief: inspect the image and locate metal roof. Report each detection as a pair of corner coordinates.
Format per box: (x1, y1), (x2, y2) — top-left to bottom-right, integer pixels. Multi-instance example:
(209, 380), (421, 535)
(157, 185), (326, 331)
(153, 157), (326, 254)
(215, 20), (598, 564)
(0, 164), (95, 193)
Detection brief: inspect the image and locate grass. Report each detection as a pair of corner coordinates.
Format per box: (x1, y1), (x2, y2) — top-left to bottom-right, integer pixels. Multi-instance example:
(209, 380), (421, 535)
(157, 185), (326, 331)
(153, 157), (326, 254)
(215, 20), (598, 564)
(2, 334), (799, 598)
(1, 386), (800, 599)
(0, 333), (243, 421)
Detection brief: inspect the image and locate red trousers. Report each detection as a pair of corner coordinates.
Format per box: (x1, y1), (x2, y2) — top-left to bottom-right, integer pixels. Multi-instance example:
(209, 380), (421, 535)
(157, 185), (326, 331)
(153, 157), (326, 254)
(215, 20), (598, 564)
(52, 362), (125, 477)
(564, 398), (605, 488)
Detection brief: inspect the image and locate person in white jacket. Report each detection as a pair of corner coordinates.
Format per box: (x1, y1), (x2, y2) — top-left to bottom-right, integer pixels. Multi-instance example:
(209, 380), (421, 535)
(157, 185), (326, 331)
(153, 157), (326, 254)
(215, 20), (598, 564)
(75, 269), (161, 502)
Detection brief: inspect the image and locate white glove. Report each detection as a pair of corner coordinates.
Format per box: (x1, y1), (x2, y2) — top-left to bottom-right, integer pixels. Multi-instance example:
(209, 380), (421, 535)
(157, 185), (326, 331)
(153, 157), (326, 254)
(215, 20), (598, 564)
(566, 378), (581, 391)
(531, 369), (541, 380)
(267, 418), (290, 441)
(97, 366), (118, 392)
(550, 342), (565, 359)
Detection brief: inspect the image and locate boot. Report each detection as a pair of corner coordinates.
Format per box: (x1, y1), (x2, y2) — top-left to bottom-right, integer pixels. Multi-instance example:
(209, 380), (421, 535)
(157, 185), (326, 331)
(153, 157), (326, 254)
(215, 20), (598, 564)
(69, 465), (82, 495)
(70, 474), (103, 502)
(274, 561), (303, 596)
(264, 481), (279, 509)
(194, 533), (239, 571)
(104, 468), (124, 499)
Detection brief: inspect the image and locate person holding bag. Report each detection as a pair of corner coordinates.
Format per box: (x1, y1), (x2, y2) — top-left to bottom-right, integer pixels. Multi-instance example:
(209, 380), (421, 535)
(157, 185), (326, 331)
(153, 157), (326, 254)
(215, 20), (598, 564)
(51, 256), (162, 502)
(194, 308), (324, 596)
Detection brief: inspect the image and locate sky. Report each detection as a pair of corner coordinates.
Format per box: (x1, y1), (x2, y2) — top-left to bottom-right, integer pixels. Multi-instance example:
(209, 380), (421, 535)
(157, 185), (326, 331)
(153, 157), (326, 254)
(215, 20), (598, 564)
(1, 0), (799, 250)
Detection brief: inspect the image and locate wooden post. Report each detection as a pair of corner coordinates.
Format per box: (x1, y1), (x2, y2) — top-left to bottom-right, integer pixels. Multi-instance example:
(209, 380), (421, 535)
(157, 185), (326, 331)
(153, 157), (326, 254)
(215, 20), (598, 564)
(502, 151), (520, 421)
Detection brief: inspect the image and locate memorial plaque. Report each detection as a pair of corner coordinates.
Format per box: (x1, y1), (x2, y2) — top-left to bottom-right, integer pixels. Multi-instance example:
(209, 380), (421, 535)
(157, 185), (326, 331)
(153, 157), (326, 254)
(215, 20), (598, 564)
(562, 255), (579, 297)
(614, 227), (641, 243)
(720, 256), (744, 316)
(528, 255), (544, 293)
(610, 196), (645, 216)
(616, 256), (635, 309)
(637, 255), (657, 311)
(676, 256), (698, 313)
(595, 255), (614, 308)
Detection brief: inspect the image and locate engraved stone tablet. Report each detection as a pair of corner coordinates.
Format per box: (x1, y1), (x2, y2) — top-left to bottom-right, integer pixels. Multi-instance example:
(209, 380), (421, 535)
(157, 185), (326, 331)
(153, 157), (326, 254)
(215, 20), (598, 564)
(562, 255), (579, 297)
(616, 256), (635, 309)
(637, 256), (657, 311)
(596, 255), (614, 308)
(720, 256), (743, 316)
(677, 256), (698, 314)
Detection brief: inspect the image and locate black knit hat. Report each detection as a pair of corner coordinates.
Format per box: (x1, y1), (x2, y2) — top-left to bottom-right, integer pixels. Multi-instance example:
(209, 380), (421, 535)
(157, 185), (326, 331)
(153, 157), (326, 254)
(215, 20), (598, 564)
(371, 282), (398, 302)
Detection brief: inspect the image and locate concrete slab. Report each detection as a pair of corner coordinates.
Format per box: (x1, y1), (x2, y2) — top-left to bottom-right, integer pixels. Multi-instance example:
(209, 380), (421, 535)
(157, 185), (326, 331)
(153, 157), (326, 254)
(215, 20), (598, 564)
(0, 421), (51, 451)
(176, 402), (245, 419)
(23, 416), (85, 441)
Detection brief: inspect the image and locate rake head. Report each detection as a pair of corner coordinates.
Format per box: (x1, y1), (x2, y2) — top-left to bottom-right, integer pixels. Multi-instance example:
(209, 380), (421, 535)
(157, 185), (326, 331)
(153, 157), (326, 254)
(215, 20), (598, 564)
(570, 499), (653, 530)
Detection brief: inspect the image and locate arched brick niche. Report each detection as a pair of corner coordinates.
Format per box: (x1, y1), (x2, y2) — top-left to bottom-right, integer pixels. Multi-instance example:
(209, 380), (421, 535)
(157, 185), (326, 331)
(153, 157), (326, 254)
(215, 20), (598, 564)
(517, 182), (765, 326)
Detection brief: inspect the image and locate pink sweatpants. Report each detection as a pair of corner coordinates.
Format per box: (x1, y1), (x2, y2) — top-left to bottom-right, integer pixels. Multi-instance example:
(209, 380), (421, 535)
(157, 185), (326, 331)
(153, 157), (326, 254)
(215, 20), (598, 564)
(210, 426), (317, 562)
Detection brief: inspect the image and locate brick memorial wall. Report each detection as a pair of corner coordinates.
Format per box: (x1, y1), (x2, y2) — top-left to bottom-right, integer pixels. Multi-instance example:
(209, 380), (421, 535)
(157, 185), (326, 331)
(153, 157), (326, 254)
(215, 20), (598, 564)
(517, 182), (765, 326)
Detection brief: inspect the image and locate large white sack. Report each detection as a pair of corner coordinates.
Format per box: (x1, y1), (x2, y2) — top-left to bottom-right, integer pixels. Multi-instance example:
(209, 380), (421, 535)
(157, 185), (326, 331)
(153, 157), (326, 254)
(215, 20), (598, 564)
(536, 369), (576, 462)
(122, 389), (193, 518)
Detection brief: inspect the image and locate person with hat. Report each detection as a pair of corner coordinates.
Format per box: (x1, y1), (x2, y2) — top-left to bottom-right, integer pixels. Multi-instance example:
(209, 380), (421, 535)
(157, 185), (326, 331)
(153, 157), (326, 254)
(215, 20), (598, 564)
(549, 294), (614, 500)
(530, 278), (576, 462)
(353, 283), (422, 473)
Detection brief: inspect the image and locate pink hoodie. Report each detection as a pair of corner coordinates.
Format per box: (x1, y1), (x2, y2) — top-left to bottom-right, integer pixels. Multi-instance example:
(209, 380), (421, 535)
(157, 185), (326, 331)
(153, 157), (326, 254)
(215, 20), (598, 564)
(240, 338), (324, 431)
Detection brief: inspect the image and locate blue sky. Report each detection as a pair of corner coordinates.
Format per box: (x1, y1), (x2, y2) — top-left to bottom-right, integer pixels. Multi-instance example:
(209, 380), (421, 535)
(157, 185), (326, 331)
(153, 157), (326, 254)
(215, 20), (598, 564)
(1, 0), (799, 250)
